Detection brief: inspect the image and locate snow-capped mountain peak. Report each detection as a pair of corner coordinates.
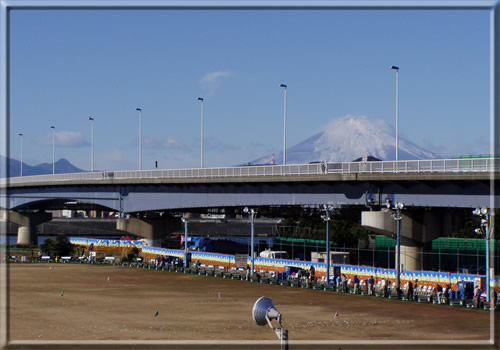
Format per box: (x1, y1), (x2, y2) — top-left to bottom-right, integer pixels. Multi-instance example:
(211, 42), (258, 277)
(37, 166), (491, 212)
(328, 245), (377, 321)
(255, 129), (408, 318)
(250, 115), (442, 164)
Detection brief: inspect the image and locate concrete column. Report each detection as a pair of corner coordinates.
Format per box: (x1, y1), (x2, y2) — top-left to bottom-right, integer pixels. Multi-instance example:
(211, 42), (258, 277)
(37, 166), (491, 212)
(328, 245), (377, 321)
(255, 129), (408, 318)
(400, 245), (421, 271)
(17, 211), (52, 245)
(17, 226), (32, 245)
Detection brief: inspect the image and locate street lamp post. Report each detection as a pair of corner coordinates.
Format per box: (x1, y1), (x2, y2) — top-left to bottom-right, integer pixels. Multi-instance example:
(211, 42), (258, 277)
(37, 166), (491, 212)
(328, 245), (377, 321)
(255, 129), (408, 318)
(280, 84), (287, 165)
(89, 117), (94, 172)
(136, 108), (142, 170)
(181, 217), (189, 268)
(197, 97), (204, 168)
(50, 126), (55, 174)
(321, 205), (332, 284)
(387, 199), (404, 291)
(18, 133), (23, 176)
(390, 66), (399, 161)
(473, 207), (491, 303)
(244, 207), (256, 276)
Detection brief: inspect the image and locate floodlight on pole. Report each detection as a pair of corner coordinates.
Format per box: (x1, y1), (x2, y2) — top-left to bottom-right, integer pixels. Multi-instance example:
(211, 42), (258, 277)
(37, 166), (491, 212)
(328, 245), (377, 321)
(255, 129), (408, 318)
(197, 97), (204, 168)
(50, 126), (55, 174)
(472, 207), (491, 304)
(387, 200), (404, 292)
(136, 108), (142, 170)
(18, 133), (23, 176)
(390, 65), (400, 161)
(181, 217), (189, 268)
(321, 204), (333, 285)
(280, 84), (287, 165)
(252, 297), (288, 350)
(244, 207), (256, 276)
(88, 117), (94, 172)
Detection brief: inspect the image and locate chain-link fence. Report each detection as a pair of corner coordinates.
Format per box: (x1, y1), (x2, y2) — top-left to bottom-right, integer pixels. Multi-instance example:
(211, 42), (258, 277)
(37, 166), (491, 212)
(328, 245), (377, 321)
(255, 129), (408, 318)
(266, 236), (499, 274)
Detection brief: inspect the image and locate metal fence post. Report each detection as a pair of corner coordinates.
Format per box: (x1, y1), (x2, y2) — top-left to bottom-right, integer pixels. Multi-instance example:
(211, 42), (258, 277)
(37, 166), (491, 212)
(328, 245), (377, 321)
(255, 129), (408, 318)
(439, 246), (441, 271)
(372, 243), (375, 267)
(388, 246), (390, 268)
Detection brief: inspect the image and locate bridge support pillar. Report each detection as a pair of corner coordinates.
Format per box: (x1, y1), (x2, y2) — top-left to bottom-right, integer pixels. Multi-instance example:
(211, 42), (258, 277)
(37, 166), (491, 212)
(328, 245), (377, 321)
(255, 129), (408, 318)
(117, 217), (181, 246)
(361, 208), (464, 271)
(0, 210), (53, 245)
(399, 244), (421, 272)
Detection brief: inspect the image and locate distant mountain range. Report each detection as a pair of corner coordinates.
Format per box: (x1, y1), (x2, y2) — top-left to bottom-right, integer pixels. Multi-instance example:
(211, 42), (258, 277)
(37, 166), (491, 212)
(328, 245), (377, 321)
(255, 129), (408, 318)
(3, 156), (84, 177)
(250, 115), (443, 165)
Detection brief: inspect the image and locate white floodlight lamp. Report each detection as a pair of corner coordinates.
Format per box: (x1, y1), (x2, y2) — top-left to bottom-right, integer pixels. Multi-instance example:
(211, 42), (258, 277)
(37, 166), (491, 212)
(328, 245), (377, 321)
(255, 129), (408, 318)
(481, 207), (488, 215)
(475, 228), (483, 235)
(385, 198), (392, 209)
(243, 207), (249, 214)
(252, 296), (281, 327)
(252, 296), (288, 349)
(473, 208), (481, 216)
(320, 215), (330, 222)
(397, 202), (404, 210)
(181, 217), (186, 223)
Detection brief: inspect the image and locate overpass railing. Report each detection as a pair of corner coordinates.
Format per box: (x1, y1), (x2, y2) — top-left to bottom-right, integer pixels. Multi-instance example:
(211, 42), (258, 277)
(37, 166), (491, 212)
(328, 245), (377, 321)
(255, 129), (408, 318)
(3, 157), (498, 185)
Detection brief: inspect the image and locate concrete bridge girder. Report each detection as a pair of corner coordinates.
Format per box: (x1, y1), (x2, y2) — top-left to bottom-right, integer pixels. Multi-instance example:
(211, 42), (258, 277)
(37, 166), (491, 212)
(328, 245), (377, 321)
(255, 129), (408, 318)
(361, 209), (465, 271)
(6, 176), (494, 212)
(0, 209), (52, 245)
(362, 210), (437, 246)
(116, 217), (181, 246)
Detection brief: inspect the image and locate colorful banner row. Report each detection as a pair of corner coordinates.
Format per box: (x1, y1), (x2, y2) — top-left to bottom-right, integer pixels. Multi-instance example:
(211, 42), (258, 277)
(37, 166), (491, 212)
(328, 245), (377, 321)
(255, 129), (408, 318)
(70, 237), (500, 290)
(70, 237), (144, 249)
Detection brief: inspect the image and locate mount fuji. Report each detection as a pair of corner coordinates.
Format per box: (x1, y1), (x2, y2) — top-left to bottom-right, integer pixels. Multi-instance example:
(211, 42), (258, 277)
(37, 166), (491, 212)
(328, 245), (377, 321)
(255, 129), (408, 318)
(250, 115), (443, 165)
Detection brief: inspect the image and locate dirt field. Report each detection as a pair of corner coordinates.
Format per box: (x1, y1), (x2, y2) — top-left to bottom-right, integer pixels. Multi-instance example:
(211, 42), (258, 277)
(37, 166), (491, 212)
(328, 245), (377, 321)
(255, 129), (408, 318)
(6, 263), (494, 348)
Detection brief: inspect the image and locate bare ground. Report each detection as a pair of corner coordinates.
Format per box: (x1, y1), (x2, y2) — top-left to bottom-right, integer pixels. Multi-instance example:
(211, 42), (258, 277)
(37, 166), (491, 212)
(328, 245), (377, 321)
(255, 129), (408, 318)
(7, 264), (494, 348)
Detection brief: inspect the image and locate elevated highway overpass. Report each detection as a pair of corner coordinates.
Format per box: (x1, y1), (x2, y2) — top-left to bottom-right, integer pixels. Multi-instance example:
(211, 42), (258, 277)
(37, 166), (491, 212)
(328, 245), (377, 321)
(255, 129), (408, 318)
(2, 158), (497, 212)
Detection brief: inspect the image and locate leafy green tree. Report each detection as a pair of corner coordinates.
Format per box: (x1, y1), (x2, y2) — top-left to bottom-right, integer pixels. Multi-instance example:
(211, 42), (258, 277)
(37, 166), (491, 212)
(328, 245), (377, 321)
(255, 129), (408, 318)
(40, 238), (55, 256)
(53, 234), (74, 256)
(451, 216), (481, 238)
(121, 247), (140, 263)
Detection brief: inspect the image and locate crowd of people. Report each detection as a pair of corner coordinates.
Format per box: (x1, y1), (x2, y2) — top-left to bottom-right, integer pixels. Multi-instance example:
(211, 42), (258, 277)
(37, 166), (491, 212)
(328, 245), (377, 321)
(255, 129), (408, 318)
(329, 273), (498, 310)
(150, 254), (498, 310)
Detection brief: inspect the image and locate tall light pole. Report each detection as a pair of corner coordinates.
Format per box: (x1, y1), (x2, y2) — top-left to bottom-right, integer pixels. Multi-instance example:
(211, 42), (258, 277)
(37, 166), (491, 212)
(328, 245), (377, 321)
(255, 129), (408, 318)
(390, 66), (399, 161)
(197, 97), (204, 168)
(280, 84), (287, 165)
(50, 126), (55, 174)
(181, 217), (189, 268)
(136, 108), (142, 170)
(18, 133), (23, 177)
(244, 207), (256, 276)
(88, 117), (94, 172)
(321, 205), (332, 284)
(473, 207), (490, 303)
(387, 199), (404, 291)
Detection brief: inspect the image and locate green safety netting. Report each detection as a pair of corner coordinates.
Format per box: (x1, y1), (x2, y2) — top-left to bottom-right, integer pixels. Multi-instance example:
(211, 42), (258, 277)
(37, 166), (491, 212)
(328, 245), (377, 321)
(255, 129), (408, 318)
(432, 237), (500, 251)
(375, 236), (499, 251)
(275, 237), (337, 247)
(451, 154), (500, 159)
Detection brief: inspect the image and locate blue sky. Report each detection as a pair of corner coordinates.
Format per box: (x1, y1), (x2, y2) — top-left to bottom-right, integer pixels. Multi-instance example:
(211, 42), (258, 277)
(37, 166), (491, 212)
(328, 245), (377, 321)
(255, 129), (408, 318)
(9, 8), (490, 171)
